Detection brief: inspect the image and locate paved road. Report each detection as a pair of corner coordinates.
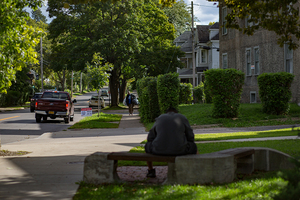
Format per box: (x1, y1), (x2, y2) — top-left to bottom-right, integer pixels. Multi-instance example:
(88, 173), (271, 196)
(0, 92), (97, 145)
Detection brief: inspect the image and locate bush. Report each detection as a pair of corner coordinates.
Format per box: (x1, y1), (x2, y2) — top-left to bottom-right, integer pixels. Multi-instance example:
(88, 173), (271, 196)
(4, 91), (22, 106)
(273, 158), (300, 200)
(193, 82), (204, 104)
(204, 68), (244, 118)
(179, 83), (193, 104)
(157, 73), (180, 113)
(147, 78), (160, 122)
(258, 72), (294, 115)
(136, 77), (153, 122)
(203, 80), (212, 103)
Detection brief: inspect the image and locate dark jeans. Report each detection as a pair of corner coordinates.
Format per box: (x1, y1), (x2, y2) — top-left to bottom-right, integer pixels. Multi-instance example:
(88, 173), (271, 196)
(145, 141), (198, 156)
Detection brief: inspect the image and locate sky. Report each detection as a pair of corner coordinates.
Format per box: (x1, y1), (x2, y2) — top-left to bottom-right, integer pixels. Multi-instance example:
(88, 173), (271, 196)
(183, 0), (219, 25)
(36, 0), (219, 25)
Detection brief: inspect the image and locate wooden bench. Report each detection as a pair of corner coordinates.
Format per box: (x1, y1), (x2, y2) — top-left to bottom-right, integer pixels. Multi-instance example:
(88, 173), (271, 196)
(107, 152), (176, 163)
(83, 148), (256, 185)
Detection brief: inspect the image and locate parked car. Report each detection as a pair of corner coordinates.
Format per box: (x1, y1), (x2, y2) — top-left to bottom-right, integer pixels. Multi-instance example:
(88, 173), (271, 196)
(100, 89), (109, 97)
(89, 95), (105, 108)
(35, 91), (77, 123)
(30, 92), (43, 112)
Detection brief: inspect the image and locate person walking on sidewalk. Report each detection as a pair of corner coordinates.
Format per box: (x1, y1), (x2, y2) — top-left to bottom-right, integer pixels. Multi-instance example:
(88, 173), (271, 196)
(126, 91), (134, 115)
(144, 107), (198, 178)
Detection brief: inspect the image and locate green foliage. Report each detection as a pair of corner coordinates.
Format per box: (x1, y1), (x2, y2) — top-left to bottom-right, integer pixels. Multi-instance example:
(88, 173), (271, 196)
(193, 82), (204, 104)
(224, 0), (300, 49)
(0, 0), (44, 93)
(258, 72), (294, 115)
(147, 78), (160, 122)
(157, 73), (180, 113)
(204, 69), (245, 118)
(203, 80), (212, 103)
(86, 53), (113, 91)
(273, 158), (300, 200)
(136, 77), (155, 123)
(179, 83), (192, 104)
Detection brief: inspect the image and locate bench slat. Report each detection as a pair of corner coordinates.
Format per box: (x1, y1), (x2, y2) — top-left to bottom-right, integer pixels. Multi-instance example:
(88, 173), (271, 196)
(107, 152), (176, 163)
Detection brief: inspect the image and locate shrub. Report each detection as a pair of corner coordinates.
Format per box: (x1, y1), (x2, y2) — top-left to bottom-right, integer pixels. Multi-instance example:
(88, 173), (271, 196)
(273, 158), (300, 200)
(157, 73), (180, 113)
(203, 80), (212, 103)
(179, 83), (193, 104)
(4, 91), (22, 106)
(136, 77), (153, 122)
(193, 82), (204, 104)
(204, 68), (245, 118)
(147, 78), (160, 122)
(258, 72), (294, 115)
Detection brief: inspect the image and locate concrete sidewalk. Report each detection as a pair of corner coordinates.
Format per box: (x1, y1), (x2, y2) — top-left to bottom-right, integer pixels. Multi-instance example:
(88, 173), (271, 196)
(0, 112), (299, 200)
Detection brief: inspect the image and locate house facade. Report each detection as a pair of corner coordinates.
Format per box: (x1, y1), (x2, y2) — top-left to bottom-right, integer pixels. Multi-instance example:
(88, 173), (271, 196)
(174, 22), (220, 86)
(218, 1), (300, 104)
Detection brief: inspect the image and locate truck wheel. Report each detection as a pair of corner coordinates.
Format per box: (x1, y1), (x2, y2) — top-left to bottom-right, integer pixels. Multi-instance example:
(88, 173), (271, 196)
(30, 107), (34, 112)
(36, 114), (42, 123)
(64, 115), (70, 123)
(70, 115), (74, 121)
(43, 116), (47, 121)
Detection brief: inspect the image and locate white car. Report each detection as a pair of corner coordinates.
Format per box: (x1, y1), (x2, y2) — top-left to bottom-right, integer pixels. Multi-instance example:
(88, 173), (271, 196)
(89, 95), (105, 108)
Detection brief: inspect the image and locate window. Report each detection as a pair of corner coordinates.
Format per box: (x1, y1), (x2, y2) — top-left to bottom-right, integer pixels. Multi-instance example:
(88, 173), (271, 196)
(201, 50), (207, 63)
(222, 7), (227, 35)
(284, 44), (293, 73)
(222, 53), (228, 69)
(254, 47), (260, 75)
(250, 91), (256, 103)
(245, 15), (253, 28)
(246, 49), (251, 76)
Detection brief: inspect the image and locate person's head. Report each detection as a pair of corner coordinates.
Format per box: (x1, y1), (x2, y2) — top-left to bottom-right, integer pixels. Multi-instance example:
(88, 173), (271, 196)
(127, 91), (131, 95)
(165, 107), (178, 113)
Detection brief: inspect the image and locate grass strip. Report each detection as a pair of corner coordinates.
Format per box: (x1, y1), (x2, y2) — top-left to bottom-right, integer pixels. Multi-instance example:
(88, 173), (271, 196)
(194, 128), (299, 141)
(68, 113), (122, 129)
(74, 171), (285, 200)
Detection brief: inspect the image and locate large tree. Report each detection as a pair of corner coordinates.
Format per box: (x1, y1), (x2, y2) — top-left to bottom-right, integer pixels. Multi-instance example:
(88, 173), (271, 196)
(0, 0), (44, 93)
(47, 0), (182, 106)
(212, 0), (300, 49)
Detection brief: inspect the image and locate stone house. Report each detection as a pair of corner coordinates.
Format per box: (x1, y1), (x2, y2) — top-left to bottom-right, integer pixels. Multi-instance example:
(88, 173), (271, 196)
(174, 22), (220, 86)
(218, 1), (300, 104)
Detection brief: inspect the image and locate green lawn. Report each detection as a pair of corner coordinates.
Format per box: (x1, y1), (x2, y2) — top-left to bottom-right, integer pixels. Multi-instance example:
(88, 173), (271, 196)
(145, 103), (300, 131)
(68, 113), (122, 129)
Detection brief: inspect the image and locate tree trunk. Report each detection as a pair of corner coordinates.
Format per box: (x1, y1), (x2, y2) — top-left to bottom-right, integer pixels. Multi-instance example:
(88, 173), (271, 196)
(119, 79), (127, 103)
(109, 69), (120, 107)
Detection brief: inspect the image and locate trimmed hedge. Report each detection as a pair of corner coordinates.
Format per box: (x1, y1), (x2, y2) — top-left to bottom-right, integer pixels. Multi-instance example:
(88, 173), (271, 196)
(179, 83), (192, 104)
(258, 72), (294, 115)
(203, 80), (212, 103)
(204, 68), (245, 118)
(157, 73), (180, 113)
(193, 82), (204, 104)
(147, 78), (160, 122)
(136, 77), (152, 122)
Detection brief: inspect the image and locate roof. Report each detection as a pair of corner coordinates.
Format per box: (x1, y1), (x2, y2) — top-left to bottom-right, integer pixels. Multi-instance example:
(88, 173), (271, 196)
(175, 31), (193, 52)
(197, 25), (210, 43)
(210, 22), (219, 29)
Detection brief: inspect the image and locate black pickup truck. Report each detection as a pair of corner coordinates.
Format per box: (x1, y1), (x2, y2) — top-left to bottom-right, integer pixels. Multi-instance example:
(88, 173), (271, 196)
(35, 91), (77, 123)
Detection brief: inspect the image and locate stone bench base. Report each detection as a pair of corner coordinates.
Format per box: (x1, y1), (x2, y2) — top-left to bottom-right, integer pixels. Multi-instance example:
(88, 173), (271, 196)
(83, 147), (295, 185)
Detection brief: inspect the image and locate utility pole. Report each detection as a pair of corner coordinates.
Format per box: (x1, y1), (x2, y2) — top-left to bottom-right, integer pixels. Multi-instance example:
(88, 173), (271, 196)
(40, 37), (44, 92)
(192, 1), (196, 88)
(80, 72), (82, 93)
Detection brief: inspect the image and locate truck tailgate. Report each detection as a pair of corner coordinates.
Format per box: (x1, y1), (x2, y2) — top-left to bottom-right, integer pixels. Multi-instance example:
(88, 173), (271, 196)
(36, 98), (69, 111)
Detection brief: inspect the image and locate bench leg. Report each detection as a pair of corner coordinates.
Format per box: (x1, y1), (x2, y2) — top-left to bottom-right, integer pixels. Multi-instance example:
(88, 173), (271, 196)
(83, 152), (121, 185)
(163, 163), (177, 185)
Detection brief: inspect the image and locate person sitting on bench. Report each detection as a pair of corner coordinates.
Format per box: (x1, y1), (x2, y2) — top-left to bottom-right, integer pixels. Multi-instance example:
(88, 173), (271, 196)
(144, 106), (198, 178)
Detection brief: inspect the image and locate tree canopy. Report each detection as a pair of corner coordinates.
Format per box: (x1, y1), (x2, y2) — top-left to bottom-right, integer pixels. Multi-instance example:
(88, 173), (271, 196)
(0, 0), (44, 93)
(215, 0), (300, 49)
